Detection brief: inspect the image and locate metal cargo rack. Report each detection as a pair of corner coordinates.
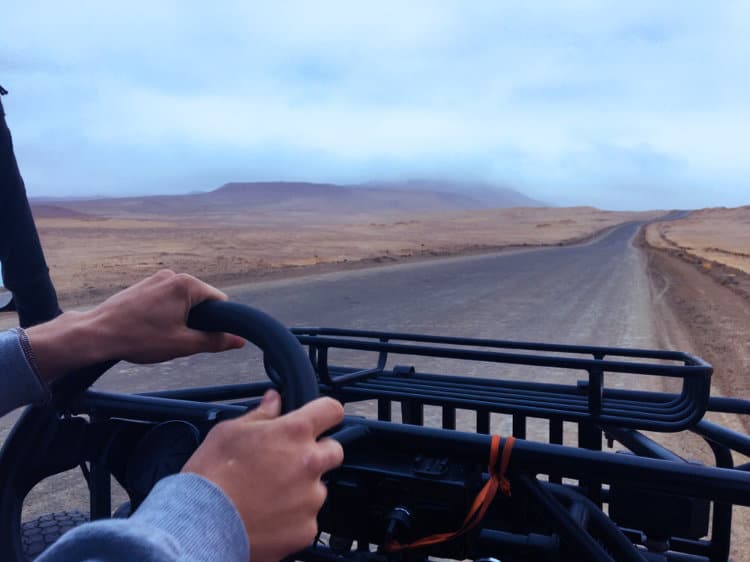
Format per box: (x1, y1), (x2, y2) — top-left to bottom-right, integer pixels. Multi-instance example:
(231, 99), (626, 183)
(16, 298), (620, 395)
(14, 322), (741, 562)
(293, 327), (714, 433)
(289, 327), (750, 562)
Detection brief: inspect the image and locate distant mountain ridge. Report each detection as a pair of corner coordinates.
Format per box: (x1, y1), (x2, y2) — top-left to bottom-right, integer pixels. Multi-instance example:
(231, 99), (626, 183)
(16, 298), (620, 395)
(361, 179), (546, 208)
(31, 180), (544, 218)
(30, 204), (95, 219)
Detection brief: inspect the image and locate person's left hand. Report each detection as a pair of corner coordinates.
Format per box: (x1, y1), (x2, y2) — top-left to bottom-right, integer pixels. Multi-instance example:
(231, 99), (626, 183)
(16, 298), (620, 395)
(26, 270), (245, 383)
(90, 269), (245, 363)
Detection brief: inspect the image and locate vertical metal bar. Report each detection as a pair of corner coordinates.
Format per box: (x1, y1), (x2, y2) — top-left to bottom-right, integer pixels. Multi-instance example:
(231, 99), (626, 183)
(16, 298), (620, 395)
(513, 415), (527, 439)
(307, 345), (317, 371)
(549, 417), (563, 484)
(442, 406), (456, 430)
(88, 461), (111, 520)
(579, 421), (603, 506)
(477, 409), (490, 435)
(704, 439), (733, 562)
(376, 337), (389, 370)
(0, 95), (61, 327)
(401, 401), (424, 426)
(550, 418), (563, 444)
(87, 412), (112, 520)
(316, 346), (332, 384)
(588, 368), (604, 415)
(377, 399), (392, 421)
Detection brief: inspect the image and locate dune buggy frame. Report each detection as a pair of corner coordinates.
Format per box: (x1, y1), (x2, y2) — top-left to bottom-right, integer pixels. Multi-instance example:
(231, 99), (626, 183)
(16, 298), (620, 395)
(2, 88), (750, 562)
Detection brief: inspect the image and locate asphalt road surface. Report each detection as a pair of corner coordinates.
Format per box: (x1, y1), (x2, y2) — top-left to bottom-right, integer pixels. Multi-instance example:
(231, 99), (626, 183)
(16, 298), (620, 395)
(11, 220), (676, 518)
(4, 219), (665, 426)
(89, 219), (662, 393)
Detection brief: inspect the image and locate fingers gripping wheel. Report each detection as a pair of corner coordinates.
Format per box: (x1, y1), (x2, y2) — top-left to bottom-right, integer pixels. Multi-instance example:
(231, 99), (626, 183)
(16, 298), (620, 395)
(187, 300), (319, 411)
(0, 300), (318, 561)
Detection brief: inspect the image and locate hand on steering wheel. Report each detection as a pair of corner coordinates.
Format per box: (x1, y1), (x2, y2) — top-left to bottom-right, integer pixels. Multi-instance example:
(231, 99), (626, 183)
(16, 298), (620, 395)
(183, 388), (344, 562)
(188, 299), (345, 562)
(1, 272), (343, 562)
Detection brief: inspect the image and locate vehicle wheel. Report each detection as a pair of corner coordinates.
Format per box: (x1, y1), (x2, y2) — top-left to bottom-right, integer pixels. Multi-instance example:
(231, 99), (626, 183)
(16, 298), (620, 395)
(111, 501), (131, 519)
(21, 511), (88, 561)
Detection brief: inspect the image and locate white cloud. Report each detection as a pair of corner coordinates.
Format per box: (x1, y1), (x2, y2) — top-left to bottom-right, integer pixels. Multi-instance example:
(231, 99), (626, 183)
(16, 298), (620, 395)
(1, 0), (748, 208)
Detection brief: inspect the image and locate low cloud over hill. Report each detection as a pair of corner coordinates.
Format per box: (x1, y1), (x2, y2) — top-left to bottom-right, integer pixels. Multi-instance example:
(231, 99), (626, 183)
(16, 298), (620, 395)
(32, 180), (544, 219)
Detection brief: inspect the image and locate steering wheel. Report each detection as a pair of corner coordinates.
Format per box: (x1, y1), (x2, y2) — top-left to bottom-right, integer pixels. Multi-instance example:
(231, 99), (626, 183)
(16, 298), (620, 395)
(0, 300), (319, 561)
(187, 301), (319, 410)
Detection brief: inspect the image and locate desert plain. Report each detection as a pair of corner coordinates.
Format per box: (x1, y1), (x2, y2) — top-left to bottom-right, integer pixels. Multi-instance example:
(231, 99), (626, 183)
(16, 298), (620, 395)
(646, 205), (750, 274)
(3, 185), (749, 436)
(22, 182), (665, 306)
(21, 190), (750, 425)
(643, 206), (750, 427)
(35, 205), (664, 305)
(5, 188), (749, 421)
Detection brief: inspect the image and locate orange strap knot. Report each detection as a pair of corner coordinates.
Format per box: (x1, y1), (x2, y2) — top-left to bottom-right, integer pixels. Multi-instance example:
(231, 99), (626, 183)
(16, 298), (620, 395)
(386, 435), (515, 552)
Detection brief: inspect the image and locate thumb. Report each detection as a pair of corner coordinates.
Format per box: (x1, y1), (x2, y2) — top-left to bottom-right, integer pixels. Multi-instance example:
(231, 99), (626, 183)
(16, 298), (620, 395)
(244, 389), (282, 421)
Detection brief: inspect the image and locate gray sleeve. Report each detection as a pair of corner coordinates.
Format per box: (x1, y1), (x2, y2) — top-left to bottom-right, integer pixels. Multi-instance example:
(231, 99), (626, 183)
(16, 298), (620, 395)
(0, 328), (49, 417)
(3, 330), (249, 561)
(37, 473), (250, 562)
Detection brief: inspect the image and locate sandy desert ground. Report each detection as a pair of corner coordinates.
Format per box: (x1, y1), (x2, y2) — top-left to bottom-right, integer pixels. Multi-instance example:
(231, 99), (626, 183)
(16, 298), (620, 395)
(646, 206), (750, 274)
(644, 208), (750, 402)
(34, 206), (661, 306)
(642, 208), (750, 559)
(644, 208), (750, 421)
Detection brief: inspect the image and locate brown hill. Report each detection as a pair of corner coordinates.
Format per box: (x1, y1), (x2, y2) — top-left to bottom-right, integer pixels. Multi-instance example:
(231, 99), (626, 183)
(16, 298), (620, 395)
(365, 180), (546, 207)
(34, 180), (538, 220)
(30, 204), (95, 219)
(207, 182), (479, 214)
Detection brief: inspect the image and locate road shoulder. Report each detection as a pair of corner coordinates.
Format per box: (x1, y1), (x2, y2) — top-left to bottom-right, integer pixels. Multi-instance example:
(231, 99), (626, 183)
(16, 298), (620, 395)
(640, 229), (750, 428)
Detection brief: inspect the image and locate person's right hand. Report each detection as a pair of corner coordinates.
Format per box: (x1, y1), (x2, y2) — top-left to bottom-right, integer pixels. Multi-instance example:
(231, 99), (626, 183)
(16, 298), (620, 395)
(182, 389), (345, 562)
(26, 270), (244, 384)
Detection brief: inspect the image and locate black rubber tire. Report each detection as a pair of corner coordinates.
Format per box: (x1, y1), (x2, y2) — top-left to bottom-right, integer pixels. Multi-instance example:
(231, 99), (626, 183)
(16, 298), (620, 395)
(111, 501), (131, 519)
(21, 511), (89, 560)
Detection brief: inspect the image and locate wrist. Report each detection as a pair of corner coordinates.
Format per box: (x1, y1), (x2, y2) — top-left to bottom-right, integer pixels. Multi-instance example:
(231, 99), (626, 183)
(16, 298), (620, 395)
(25, 309), (115, 384)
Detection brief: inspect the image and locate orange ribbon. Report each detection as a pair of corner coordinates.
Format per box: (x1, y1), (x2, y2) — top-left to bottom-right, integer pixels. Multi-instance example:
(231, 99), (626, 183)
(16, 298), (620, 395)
(386, 435), (515, 551)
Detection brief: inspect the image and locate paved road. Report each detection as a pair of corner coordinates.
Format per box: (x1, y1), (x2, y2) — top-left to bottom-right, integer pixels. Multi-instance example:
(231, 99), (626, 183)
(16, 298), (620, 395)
(4, 220), (663, 438)
(0, 220), (661, 402)
(10, 220), (669, 517)
(86, 219), (659, 394)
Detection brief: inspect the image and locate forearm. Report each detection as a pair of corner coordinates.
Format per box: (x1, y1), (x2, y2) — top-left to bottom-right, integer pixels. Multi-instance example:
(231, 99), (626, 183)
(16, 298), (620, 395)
(25, 309), (115, 385)
(22, 271), (243, 386)
(36, 474), (250, 562)
(0, 310), (120, 417)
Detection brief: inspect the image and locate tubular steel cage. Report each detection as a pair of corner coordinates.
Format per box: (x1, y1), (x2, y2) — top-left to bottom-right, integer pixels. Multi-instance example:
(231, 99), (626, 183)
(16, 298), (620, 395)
(4, 330), (741, 562)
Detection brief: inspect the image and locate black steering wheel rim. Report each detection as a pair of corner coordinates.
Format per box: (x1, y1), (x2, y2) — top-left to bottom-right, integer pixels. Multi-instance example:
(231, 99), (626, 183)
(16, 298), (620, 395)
(0, 300), (319, 561)
(187, 300), (319, 411)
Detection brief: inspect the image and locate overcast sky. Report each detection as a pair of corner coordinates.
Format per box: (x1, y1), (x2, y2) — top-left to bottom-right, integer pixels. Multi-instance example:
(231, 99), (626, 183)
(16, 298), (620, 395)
(1, 1), (748, 210)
